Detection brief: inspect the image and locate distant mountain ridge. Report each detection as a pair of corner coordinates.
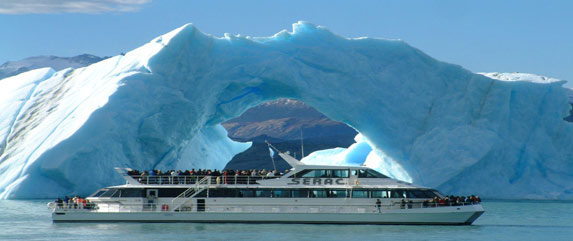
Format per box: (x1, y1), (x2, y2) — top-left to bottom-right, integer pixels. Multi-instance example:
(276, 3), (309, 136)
(222, 99), (357, 141)
(222, 98), (358, 170)
(0, 54), (107, 79)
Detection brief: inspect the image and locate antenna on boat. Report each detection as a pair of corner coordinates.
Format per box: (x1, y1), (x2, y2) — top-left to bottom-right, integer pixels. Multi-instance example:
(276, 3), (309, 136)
(300, 128), (304, 159)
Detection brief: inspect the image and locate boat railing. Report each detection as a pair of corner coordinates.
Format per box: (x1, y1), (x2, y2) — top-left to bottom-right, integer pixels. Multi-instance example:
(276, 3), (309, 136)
(170, 176), (210, 211)
(48, 200), (480, 213)
(128, 174), (280, 185)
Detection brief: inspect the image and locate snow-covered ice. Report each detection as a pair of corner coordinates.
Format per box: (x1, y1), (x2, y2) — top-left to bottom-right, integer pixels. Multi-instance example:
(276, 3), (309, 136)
(1, 22), (572, 199)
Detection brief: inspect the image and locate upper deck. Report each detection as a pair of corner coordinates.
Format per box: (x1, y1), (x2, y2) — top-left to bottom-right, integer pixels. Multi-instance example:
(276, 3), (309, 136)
(115, 144), (426, 190)
(117, 164), (422, 190)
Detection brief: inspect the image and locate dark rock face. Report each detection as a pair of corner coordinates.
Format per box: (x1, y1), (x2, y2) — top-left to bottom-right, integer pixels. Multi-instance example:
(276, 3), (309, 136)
(566, 104), (573, 122)
(222, 99), (357, 141)
(222, 99), (358, 170)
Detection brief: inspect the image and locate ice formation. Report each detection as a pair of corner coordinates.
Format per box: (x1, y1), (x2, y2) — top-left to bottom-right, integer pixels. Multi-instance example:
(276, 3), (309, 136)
(1, 22), (572, 199)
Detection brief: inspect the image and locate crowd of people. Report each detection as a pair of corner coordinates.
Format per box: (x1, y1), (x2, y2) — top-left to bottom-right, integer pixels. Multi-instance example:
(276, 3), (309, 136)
(53, 195), (96, 210)
(127, 168), (291, 185)
(422, 195), (481, 207)
(127, 168), (290, 178)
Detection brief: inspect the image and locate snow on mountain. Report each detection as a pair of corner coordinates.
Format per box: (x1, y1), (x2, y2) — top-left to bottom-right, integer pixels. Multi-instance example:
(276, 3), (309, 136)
(0, 54), (106, 80)
(1, 22), (572, 199)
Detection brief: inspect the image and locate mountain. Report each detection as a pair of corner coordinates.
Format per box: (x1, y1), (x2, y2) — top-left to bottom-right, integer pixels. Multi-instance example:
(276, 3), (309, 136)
(0, 22), (572, 200)
(0, 54), (107, 79)
(222, 98), (358, 171)
(222, 98), (357, 141)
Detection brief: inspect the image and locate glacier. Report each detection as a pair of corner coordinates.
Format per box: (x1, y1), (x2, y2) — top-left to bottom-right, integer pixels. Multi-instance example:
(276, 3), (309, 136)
(1, 22), (572, 199)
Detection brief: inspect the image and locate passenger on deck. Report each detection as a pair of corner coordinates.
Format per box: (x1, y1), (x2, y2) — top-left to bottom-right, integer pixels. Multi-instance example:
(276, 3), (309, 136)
(63, 196), (70, 208)
(55, 198), (63, 208)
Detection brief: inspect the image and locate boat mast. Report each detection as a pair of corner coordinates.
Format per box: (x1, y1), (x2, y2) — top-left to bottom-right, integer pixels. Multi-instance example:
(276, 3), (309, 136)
(300, 128), (304, 159)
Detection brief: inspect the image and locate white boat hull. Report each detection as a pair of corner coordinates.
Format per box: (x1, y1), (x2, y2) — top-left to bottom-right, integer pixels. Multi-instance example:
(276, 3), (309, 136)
(53, 205), (484, 225)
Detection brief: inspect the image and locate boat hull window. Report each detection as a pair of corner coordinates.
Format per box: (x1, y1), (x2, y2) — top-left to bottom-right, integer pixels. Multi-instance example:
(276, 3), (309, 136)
(156, 188), (188, 198)
(272, 189), (292, 198)
(390, 189), (407, 198)
(90, 189), (107, 197)
(209, 188), (237, 198)
(371, 190), (389, 198)
(329, 189), (347, 198)
(332, 170), (349, 178)
(238, 189), (255, 198)
(100, 189), (118, 197)
(292, 189), (309, 198)
(290, 169), (350, 178)
(119, 188), (144, 198)
(357, 169), (388, 178)
(255, 189), (271, 198)
(352, 190), (369, 198)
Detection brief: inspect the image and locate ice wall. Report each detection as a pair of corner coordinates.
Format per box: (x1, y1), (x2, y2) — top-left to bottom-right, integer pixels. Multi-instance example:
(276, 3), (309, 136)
(1, 22), (572, 199)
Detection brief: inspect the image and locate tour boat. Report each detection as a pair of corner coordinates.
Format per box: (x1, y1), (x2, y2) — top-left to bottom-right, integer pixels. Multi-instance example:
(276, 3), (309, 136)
(48, 146), (485, 225)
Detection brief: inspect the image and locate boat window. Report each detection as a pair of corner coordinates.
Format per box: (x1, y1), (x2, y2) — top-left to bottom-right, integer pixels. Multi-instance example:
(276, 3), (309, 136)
(272, 189), (292, 198)
(100, 189), (118, 197)
(255, 189), (271, 198)
(352, 189), (369, 198)
(424, 190), (438, 198)
(331, 169), (349, 178)
(302, 170), (331, 178)
(289, 169), (311, 178)
(90, 189), (107, 197)
(329, 189), (347, 198)
(350, 169), (358, 176)
(292, 169), (349, 178)
(120, 188), (144, 198)
(357, 169), (388, 178)
(390, 189), (407, 198)
(237, 189), (255, 197)
(158, 188), (187, 197)
(431, 190), (445, 198)
(292, 189), (309, 198)
(366, 169), (388, 178)
(407, 189), (429, 198)
(310, 189), (327, 198)
(371, 190), (389, 198)
(209, 188), (237, 198)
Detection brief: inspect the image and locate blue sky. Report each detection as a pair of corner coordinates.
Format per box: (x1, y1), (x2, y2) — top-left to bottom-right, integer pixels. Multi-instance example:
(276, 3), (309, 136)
(1, 0), (572, 87)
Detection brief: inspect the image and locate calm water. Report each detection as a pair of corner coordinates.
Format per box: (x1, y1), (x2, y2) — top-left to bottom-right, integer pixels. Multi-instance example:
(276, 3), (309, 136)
(0, 200), (572, 240)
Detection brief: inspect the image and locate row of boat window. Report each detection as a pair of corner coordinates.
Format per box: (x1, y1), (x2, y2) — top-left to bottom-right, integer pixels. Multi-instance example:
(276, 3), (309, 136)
(289, 169), (388, 178)
(92, 188), (439, 199)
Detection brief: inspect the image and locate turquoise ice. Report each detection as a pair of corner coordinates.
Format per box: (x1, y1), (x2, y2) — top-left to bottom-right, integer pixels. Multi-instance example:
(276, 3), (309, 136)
(0, 22), (571, 199)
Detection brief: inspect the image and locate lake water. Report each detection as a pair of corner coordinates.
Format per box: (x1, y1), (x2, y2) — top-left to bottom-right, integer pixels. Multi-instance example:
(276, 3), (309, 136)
(1, 200), (572, 240)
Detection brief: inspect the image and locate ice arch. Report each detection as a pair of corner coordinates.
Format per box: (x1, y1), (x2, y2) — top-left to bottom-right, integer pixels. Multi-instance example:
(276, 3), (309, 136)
(1, 22), (572, 199)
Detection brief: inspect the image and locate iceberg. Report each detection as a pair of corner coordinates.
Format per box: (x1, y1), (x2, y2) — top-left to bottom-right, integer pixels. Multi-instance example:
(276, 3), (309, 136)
(1, 22), (572, 199)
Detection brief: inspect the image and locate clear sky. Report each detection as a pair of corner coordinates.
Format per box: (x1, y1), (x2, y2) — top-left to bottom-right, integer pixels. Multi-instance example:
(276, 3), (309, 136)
(1, 0), (572, 87)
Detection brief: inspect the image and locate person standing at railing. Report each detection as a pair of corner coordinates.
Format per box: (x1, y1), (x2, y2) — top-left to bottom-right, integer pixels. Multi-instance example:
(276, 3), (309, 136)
(422, 199), (429, 208)
(376, 199), (382, 213)
(170, 170), (177, 184)
(55, 198), (63, 209)
(63, 196), (70, 209)
(223, 170), (228, 184)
